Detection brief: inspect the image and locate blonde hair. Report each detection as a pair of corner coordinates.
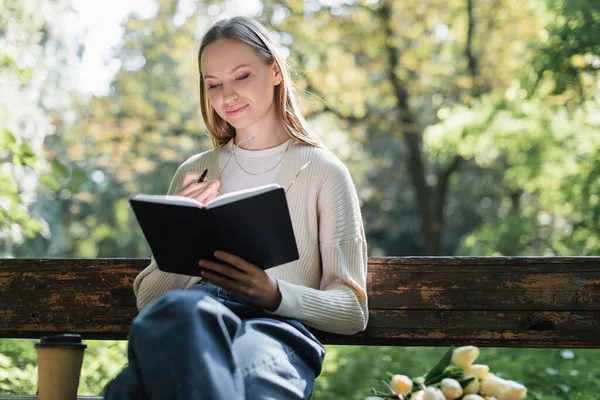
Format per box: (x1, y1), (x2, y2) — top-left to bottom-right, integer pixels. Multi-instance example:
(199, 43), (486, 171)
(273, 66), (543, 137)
(198, 16), (325, 149)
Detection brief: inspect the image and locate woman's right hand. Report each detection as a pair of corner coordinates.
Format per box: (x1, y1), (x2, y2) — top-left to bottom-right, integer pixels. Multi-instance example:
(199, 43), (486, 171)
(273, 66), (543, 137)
(177, 172), (221, 205)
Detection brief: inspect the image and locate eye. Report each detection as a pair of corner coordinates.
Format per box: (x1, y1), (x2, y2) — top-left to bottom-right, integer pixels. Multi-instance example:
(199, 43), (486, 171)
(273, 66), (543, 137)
(207, 82), (221, 90)
(236, 73), (250, 81)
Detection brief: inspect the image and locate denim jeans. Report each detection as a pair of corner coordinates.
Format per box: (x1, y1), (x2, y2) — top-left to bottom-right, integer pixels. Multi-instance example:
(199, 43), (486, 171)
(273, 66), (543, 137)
(104, 282), (326, 400)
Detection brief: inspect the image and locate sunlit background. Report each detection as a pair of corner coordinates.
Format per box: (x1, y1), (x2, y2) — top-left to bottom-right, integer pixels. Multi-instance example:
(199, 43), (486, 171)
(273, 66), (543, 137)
(1, 0), (599, 397)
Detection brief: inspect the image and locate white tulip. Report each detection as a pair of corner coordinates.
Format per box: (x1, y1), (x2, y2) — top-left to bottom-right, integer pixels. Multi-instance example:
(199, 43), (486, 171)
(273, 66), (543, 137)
(462, 395), (485, 400)
(391, 374), (413, 396)
(440, 378), (463, 399)
(463, 377), (480, 395)
(481, 376), (513, 397)
(497, 381), (527, 400)
(464, 364), (490, 380)
(451, 346), (480, 369)
(411, 390), (426, 400)
(423, 387), (446, 400)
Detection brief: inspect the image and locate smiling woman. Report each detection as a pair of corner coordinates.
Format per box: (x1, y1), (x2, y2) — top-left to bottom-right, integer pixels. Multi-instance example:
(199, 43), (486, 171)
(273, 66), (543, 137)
(201, 39), (282, 134)
(103, 16), (368, 400)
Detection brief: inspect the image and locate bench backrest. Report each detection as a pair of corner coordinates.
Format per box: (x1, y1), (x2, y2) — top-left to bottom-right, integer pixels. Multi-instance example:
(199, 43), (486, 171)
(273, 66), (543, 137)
(1, 257), (599, 348)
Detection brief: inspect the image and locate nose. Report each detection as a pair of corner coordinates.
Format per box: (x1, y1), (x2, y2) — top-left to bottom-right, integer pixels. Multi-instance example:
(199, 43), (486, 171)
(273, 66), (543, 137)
(222, 84), (238, 104)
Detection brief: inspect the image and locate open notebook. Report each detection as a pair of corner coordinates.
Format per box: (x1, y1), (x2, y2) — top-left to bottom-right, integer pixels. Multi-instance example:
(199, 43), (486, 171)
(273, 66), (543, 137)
(130, 183), (299, 277)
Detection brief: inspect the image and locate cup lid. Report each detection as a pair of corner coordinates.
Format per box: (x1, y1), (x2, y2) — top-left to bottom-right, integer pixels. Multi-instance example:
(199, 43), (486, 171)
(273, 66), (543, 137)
(35, 333), (87, 349)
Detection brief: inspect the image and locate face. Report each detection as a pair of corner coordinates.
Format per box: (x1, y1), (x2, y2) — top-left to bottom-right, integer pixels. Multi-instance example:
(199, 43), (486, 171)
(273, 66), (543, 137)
(201, 38), (282, 130)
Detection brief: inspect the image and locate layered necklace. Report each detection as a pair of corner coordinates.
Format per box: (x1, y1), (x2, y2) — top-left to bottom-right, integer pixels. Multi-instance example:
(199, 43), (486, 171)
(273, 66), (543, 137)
(222, 136), (291, 176)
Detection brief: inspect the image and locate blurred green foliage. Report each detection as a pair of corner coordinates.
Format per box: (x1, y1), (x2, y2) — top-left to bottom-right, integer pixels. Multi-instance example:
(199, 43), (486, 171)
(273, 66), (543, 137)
(1, 0), (599, 398)
(314, 346), (600, 399)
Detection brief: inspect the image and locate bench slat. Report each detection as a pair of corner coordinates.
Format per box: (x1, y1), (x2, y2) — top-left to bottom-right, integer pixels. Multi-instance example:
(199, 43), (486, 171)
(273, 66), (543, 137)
(1, 257), (599, 348)
(0, 397), (102, 400)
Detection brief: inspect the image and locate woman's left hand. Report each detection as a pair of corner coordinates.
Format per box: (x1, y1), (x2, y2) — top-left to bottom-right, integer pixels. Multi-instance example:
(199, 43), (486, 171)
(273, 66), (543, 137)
(199, 251), (282, 311)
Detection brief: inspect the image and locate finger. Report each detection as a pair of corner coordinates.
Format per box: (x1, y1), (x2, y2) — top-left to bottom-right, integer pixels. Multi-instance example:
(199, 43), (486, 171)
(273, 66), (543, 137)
(181, 172), (204, 188)
(199, 260), (246, 280)
(179, 180), (219, 199)
(213, 251), (253, 272)
(205, 190), (219, 203)
(200, 270), (250, 301)
(193, 182), (220, 203)
(177, 181), (211, 197)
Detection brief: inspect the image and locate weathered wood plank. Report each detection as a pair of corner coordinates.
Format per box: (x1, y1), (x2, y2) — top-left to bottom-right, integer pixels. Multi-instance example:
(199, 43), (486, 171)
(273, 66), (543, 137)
(1, 257), (599, 348)
(4, 309), (597, 348)
(368, 265), (600, 310)
(0, 397), (102, 400)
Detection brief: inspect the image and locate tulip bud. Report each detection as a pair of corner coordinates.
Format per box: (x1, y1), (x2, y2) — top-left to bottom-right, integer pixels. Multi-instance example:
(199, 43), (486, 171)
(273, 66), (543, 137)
(464, 364), (490, 380)
(497, 381), (527, 400)
(411, 390), (426, 400)
(481, 376), (511, 397)
(463, 377), (480, 395)
(440, 378), (463, 399)
(424, 387), (446, 400)
(391, 374), (413, 396)
(451, 346), (480, 369)
(462, 395), (485, 400)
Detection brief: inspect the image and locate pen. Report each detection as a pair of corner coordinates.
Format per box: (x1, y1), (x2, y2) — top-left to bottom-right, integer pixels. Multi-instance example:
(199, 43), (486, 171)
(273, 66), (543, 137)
(198, 168), (208, 183)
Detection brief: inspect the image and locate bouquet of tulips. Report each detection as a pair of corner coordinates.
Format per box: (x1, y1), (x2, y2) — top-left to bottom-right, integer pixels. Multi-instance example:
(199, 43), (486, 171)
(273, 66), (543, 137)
(370, 346), (527, 400)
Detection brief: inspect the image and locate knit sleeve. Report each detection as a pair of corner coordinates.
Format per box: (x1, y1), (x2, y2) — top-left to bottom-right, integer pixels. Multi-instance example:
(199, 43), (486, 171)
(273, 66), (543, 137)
(272, 159), (369, 335)
(133, 156), (204, 311)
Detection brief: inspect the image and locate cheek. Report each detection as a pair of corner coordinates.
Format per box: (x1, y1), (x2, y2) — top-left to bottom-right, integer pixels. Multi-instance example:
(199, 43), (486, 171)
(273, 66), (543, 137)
(251, 79), (275, 105)
(208, 93), (224, 115)
(207, 91), (221, 106)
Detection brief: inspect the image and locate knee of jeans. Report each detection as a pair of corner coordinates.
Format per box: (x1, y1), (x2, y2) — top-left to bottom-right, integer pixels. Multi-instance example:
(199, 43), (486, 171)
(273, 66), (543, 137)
(133, 289), (206, 326)
(133, 289), (239, 331)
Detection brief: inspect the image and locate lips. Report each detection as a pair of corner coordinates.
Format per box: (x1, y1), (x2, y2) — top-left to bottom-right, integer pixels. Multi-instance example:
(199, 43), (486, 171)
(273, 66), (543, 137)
(225, 104), (248, 116)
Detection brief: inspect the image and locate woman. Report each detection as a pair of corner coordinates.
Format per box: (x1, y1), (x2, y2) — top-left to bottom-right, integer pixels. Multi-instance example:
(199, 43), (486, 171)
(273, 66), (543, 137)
(105, 16), (368, 400)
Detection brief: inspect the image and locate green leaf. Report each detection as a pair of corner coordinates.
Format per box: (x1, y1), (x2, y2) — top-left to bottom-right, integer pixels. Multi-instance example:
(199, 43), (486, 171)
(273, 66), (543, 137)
(424, 370), (449, 386)
(0, 128), (17, 149)
(0, 54), (17, 68)
(40, 174), (62, 191)
(425, 347), (454, 381)
(371, 387), (396, 398)
(18, 142), (38, 167)
(50, 159), (70, 178)
(457, 376), (475, 388)
(381, 379), (394, 394)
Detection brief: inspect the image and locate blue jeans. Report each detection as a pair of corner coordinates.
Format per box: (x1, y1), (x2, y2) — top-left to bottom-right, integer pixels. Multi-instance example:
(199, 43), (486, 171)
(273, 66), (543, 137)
(104, 282), (326, 400)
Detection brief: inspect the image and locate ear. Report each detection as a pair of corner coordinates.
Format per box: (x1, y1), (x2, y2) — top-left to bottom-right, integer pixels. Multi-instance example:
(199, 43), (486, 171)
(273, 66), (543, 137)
(272, 61), (283, 86)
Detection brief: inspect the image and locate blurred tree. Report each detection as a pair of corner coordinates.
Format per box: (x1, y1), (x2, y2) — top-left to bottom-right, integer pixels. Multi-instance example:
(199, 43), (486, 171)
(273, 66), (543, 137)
(426, 0), (600, 256)
(528, 0), (600, 103)
(12, 0), (216, 258)
(3, 0), (600, 398)
(427, 94), (600, 256)
(12, 0), (599, 259)
(0, 0), (78, 252)
(254, 0), (543, 255)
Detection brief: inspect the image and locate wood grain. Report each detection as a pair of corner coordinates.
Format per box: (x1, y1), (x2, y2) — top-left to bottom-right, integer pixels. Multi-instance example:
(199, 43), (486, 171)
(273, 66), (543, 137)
(1, 257), (599, 348)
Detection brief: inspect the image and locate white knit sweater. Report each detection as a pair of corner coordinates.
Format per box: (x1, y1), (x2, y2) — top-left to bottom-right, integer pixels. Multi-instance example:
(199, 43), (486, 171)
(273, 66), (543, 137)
(133, 140), (368, 335)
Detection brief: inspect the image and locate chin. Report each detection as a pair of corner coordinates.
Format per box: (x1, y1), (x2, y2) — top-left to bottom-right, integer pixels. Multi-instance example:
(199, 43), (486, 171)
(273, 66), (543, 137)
(226, 118), (255, 131)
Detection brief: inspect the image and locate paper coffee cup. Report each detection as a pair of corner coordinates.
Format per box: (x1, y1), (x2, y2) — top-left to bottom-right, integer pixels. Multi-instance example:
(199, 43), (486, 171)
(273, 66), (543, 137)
(35, 334), (87, 400)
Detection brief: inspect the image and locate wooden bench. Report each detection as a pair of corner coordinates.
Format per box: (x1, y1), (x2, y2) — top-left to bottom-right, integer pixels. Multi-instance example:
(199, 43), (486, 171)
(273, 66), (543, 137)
(1, 257), (599, 348)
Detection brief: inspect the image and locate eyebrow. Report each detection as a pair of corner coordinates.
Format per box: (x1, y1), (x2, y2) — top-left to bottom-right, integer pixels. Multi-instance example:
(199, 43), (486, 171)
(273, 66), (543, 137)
(203, 64), (251, 80)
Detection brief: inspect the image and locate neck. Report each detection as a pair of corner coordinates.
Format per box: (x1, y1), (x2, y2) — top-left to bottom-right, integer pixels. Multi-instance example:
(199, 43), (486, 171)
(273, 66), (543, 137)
(233, 108), (289, 150)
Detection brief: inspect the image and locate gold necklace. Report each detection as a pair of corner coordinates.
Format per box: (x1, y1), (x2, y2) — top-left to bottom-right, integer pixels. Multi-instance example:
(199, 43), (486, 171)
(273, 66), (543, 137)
(232, 139), (291, 176)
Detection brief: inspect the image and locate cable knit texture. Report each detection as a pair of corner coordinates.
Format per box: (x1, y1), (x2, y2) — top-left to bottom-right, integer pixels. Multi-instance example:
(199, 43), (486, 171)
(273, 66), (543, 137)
(133, 140), (368, 335)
